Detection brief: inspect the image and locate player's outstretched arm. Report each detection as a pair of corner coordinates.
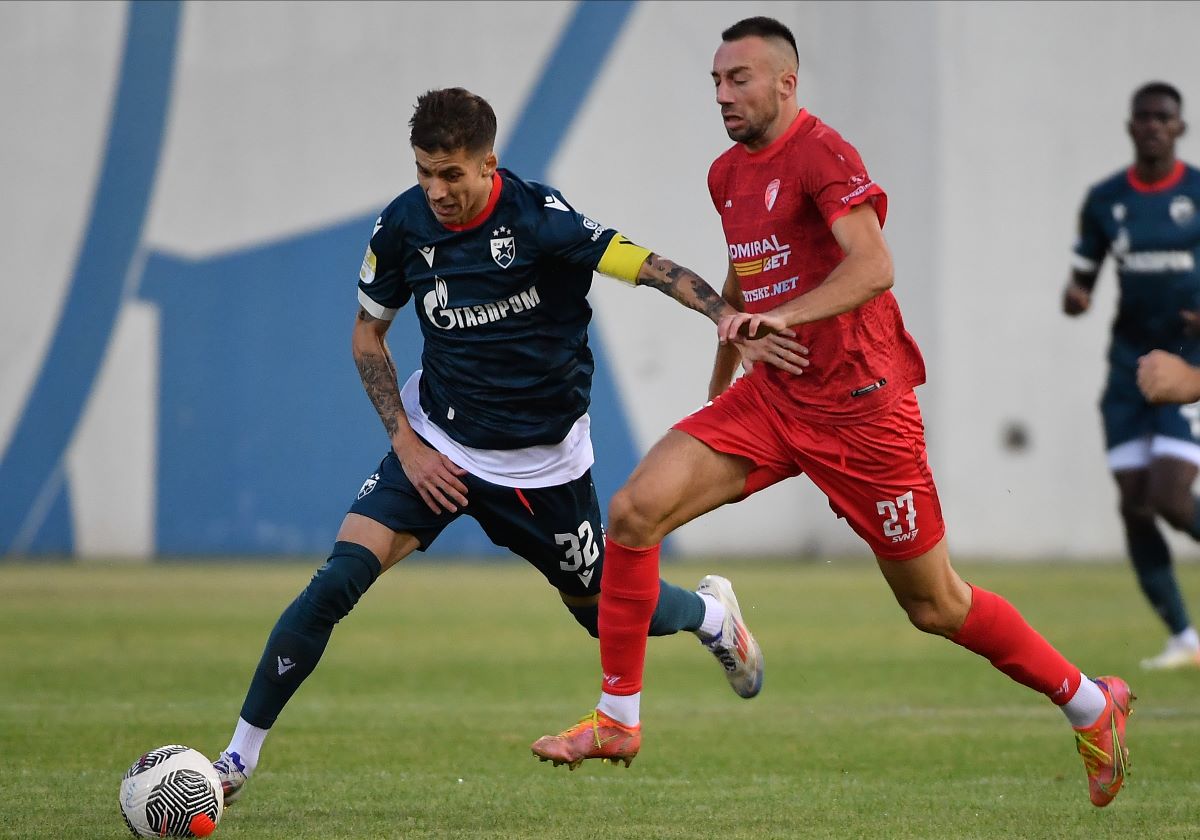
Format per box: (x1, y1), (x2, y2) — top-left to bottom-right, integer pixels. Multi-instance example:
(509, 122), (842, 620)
(635, 253), (810, 380)
(352, 308), (467, 513)
(635, 252), (739, 324)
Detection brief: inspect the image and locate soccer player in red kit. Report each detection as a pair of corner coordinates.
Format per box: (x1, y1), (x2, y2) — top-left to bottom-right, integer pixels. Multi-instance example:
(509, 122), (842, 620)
(533, 16), (1133, 807)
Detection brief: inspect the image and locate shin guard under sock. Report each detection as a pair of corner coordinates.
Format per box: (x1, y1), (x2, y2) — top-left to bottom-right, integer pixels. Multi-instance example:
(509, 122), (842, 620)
(597, 539), (660, 695)
(239, 541), (381, 728)
(950, 585), (1081, 705)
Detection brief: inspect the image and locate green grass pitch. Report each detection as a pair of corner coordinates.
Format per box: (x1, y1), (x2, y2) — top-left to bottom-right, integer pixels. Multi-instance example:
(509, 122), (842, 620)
(2, 557), (1198, 839)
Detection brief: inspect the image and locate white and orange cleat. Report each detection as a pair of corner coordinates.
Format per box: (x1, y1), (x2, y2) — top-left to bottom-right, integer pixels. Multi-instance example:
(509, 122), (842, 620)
(696, 575), (763, 699)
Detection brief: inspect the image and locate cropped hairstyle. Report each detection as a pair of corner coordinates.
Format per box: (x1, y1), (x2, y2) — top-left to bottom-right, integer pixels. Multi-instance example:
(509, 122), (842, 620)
(721, 16), (799, 64)
(1131, 81), (1183, 112)
(409, 88), (498, 155)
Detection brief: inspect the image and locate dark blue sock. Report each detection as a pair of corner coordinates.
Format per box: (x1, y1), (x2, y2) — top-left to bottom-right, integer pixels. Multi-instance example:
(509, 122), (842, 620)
(1125, 522), (1191, 634)
(566, 579), (705, 638)
(648, 579), (705, 636)
(239, 541), (381, 728)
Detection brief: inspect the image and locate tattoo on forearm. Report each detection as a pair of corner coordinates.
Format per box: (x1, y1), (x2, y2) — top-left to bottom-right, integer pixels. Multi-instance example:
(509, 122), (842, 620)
(356, 352), (402, 438)
(640, 254), (728, 321)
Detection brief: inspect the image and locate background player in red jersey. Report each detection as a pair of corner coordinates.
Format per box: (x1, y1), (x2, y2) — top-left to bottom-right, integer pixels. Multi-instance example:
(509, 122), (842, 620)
(533, 16), (1133, 808)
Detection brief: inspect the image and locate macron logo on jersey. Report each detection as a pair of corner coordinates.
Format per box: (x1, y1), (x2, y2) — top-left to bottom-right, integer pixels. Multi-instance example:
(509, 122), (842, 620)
(423, 276), (542, 330)
(544, 195), (569, 212)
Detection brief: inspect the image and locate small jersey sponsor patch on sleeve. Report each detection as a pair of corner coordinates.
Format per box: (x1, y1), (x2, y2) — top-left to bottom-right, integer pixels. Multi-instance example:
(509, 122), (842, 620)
(838, 177), (876, 206)
(359, 246), (377, 284)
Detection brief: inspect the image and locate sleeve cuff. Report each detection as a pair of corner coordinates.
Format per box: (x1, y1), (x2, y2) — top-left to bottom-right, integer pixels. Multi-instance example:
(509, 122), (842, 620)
(1070, 253), (1099, 273)
(358, 288), (398, 320)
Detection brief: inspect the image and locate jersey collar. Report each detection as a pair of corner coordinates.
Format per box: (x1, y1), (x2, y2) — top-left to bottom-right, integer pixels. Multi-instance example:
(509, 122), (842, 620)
(441, 171), (503, 231)
(1126, 160), (1185, 193)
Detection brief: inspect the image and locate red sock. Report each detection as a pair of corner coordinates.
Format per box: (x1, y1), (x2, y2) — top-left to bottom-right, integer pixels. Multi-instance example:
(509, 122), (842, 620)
(597, 538), (660, 696)
(950, 585), (1081, 704)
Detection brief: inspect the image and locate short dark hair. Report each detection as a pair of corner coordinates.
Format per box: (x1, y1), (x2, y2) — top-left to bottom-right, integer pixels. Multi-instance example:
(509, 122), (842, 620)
(1131, 81), (1183, 112)
(721, 16), (798, 63)
(409, 88), (497, 155)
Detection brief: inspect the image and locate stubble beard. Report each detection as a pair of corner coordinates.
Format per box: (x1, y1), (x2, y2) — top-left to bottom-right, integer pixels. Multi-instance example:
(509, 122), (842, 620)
(725, 102), (779, 148)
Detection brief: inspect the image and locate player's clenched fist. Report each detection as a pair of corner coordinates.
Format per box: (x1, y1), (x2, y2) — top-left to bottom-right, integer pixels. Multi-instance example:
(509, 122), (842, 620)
(1137, 349), (1200, 405)
(1062, 281), (1091, 316)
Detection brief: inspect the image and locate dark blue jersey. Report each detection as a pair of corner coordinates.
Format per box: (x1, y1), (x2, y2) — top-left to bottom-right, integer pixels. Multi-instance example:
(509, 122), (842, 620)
(357, 169), (624, 450)
(1073, 161), (1200, 352)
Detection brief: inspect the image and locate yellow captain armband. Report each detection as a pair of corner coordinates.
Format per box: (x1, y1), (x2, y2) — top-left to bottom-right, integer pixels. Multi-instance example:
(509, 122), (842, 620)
(596, 233), (652, 285)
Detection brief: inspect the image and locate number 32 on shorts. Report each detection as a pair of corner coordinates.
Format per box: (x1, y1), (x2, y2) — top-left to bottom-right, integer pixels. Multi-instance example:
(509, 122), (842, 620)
(556, 521), (600, 586)
(876, 490), (919, 544)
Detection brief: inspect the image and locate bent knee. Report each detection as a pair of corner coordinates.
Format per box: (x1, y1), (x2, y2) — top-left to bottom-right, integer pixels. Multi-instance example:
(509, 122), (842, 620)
(607, 486), (668, 546)
(901, 599), (967, 637)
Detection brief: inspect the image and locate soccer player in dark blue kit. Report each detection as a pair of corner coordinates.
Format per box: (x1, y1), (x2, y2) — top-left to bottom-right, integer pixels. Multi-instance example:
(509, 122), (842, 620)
(1063, 81), (1200, 670)
(211, 87), (809, 803)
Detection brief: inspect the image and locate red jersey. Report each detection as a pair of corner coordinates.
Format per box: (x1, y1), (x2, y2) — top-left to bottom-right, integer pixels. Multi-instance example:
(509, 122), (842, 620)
(708, 109), (926, 423)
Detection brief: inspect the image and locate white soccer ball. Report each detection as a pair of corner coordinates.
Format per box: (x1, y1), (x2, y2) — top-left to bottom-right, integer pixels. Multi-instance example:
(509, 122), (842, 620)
(119, 745), (223, 838)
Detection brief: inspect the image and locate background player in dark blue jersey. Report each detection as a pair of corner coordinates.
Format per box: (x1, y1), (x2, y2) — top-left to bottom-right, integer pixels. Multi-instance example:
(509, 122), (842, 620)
(211, 87), (808, 803)
(1063, 81), (1200, 670)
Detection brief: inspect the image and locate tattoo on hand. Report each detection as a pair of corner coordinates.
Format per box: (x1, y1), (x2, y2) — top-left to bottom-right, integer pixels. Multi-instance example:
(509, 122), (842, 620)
(641, 254), (727, 320)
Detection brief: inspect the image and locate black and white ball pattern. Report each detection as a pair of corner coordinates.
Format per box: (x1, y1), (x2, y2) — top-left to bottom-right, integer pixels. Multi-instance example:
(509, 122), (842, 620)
(124, 745), (192, 779)
(119, 745), (223, 838)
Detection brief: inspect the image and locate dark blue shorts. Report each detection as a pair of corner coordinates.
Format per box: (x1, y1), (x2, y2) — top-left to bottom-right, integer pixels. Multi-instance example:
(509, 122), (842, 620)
(1101, 339), (1200, 452)
(348, 450), (603, 597)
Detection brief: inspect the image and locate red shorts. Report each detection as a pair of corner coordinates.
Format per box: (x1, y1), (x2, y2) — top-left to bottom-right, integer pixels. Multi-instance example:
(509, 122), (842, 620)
(672, 376), (945, 560)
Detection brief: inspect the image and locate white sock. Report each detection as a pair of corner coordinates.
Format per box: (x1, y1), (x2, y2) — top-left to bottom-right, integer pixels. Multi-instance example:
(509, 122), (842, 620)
(697, 591), (725, 638)
(597, 691), (641, 727)
(1061, 676), (1108, 728)
(1170, 626), (1200, 651)
(224, 717), (269, 776)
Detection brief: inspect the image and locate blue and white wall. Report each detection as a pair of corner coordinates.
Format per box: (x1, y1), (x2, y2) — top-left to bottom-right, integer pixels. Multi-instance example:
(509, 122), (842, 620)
(4, 1), (1200, 559)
